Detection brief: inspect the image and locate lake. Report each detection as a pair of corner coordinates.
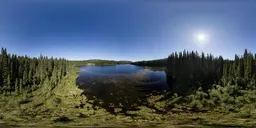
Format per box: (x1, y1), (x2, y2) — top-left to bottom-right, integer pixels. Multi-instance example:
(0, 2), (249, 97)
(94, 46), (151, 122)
(76, 64), (170, 112)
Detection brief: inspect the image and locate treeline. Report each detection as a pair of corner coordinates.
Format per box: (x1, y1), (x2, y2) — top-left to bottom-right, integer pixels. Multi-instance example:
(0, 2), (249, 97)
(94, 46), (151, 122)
(116, 61), (132, 64)
(0, 48), (69, 94)
(73, 59), (131, 66)
(223, 49), (256, 88)
(166, 49), (256, 94)
(131, 58), (167, 67)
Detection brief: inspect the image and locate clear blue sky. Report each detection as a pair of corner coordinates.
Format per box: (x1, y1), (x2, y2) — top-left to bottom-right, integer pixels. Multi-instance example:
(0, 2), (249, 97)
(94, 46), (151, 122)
(1, 0), (256, 61)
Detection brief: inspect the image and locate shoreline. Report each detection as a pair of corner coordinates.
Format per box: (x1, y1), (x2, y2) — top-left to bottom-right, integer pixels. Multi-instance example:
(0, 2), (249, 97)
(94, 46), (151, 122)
(0, 65), (255, 127)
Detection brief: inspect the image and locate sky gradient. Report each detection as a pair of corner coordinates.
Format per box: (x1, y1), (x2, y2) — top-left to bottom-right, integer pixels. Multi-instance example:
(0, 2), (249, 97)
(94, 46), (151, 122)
(1, 0), (256, 61)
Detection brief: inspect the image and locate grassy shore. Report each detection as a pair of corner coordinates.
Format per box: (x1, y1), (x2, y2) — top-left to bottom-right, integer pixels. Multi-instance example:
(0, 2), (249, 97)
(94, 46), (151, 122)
(0, 67), (255, 127)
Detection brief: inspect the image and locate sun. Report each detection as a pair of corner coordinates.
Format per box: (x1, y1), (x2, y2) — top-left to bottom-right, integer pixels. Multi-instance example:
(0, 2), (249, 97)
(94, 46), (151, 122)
(194, 33), (209, 46)
(197, 34), (206, 41)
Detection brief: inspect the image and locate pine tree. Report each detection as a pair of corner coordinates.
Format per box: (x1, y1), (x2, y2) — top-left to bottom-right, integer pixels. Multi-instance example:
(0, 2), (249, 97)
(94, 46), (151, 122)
(0, 47), (69, 94)
(7, 75), (11, 88)
(244, 49), (249, 81)
(15, 78), (19, 94)
(7, 74), (11, 95)
(23, 71), (28, 87)
(28, 68), (32, 85)
(0, 50), (2, 86)
(2, 48), (9, 87)
(19, 78), (23, 93)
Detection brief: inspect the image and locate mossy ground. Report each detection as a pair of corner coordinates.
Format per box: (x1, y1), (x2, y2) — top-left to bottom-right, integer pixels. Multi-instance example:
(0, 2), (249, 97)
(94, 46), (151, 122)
(0, 67), (255, 127)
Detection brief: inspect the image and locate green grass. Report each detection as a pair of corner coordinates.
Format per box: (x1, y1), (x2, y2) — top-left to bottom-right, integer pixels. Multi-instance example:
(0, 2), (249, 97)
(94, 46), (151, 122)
(0, 67), (255, 127)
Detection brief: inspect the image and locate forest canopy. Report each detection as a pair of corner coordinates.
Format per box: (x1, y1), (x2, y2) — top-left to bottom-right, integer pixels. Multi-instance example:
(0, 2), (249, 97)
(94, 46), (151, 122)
(0, 48), (68, 94)
(0, 47), (255, 127)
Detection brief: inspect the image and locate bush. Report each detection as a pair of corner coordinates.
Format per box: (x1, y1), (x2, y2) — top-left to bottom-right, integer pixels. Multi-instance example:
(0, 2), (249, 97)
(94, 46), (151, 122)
(54, 116), (72, 123)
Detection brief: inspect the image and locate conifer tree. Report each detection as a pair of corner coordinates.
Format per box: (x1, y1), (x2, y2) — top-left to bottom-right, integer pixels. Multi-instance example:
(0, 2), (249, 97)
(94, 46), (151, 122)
(0, 47), (69, 94)
(19, 78), (23, 93)
(15, 78), (19, 94)
(2, 48), (9, 87)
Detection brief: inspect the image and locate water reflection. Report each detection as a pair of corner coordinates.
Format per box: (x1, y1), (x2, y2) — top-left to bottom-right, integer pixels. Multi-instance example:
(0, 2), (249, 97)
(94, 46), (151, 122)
(76, 64), (170, 112)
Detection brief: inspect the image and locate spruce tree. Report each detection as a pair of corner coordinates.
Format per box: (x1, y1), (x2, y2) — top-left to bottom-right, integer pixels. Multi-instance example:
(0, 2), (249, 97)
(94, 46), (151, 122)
(2, 48), (9, 87)
(15, 78), (19, 94)
(19, 79), (23, 93)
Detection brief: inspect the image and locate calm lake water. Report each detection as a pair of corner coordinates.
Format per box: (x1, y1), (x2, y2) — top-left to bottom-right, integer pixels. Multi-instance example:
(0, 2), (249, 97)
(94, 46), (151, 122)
(76, 64), (170, 111)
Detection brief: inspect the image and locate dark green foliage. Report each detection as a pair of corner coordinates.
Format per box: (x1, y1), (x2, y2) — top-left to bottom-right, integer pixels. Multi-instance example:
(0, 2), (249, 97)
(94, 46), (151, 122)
(183, 83), (256, 113)
(54, 116), (73, 123)
(165, 49), (256, 94)
(72, 59), (132, 66)
(2, 48), (9, 87)
(0, 47), (68, 94)
(165, 50), (224, 94)
(159, 49), (256, 113)
(132, 58), (167, 66)
(0, 47), (255, 118)
(116, 61), (132, 64)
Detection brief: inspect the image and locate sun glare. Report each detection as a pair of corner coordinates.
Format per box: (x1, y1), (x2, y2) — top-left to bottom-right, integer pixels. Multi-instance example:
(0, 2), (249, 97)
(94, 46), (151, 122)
(194, 33), (209, 46)
(197, 34), (206, 41)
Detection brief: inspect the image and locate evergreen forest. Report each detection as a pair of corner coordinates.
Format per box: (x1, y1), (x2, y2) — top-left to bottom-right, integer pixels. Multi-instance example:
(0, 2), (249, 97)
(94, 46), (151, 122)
(0, 47), (255, 127)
